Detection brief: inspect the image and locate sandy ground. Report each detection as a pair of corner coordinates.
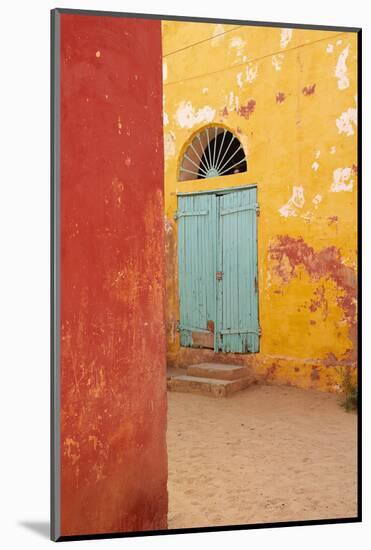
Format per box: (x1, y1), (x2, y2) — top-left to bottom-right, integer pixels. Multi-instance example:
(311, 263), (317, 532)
(167, 384), (357, 529)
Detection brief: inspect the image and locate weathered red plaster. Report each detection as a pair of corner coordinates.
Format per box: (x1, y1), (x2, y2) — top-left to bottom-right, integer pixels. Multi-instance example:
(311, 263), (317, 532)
(309, 285), (329, 319)
(265, 363), (278, 381)
(269, 236), (357, 360)
(328, 215), (339, 226)
(323, 352), (340, 366)
(164, 218), (178, 348)
(311, 367), (320, 381)
(60, 14), (167, 536)
(238, 99), (256, 118)
(302, 84), (316, 95)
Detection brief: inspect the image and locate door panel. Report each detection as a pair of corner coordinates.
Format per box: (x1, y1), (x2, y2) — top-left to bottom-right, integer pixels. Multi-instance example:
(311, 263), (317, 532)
(218, 188), (259, 353)
(177, 187), (259, 353)
(177, 194), (217, 348)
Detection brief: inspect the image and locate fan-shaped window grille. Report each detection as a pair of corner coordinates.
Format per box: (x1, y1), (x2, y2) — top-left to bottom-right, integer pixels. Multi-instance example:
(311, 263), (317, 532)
(178, 126), (247, 181)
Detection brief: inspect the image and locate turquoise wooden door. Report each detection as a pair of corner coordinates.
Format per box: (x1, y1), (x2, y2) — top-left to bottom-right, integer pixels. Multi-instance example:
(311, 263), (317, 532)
(177, 193), (217, 349)
(177, 186), (259, 353)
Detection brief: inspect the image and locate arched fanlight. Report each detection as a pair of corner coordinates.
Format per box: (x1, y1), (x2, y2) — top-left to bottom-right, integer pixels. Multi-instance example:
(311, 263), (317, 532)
(178, 126), (247, 181)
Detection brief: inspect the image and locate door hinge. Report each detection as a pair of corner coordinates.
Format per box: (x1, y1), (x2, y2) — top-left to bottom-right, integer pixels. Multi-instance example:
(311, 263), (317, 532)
(256, 204), (260, 216)
(176, 320), (180, 332)
(258, 325), (262, 336)
(216, 271), (223, 281)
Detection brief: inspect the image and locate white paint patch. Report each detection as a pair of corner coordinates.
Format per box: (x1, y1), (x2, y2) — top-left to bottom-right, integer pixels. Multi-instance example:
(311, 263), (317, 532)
(279, 185), (305, 217)
(227, 91), (239, 111)
(229, 36), (246, 58)
(228, 91), (234, 108)
(326, 43), (334, 53)
(335, 45), (350, 90)
(312, 161), (319, 171)
(272, 54), (284, 71)
(163, 94), (168, 126)
(95, 51), (101, 58)
(162, 61), (167, 82)
(337, 39), (342, 45)
(330, 167), (354, 192)
(236, 64), (258, 87)
(202, 87), (208, 94)
(175, 101), (216, 129)
(164, 132), (176, 158)
(301, 211), (313, 223)
(245, 63), (258, 83)
(315, 150), (321, 159)
(312, 194), (322, 208)
(330, 146), (336, 154)
(280, 28), (293, 48)
(230, 36), (245, 48)
(211, 24), (225, 47)
(336, 102), (357, 136)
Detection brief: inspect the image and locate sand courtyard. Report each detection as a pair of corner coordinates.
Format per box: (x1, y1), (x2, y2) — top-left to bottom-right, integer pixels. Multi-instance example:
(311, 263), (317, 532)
(167, 384), (357, 529)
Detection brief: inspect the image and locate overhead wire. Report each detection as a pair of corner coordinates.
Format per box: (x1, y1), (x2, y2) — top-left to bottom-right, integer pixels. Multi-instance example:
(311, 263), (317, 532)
(163, 25), (244, 57)
(164, 31), (347, 86)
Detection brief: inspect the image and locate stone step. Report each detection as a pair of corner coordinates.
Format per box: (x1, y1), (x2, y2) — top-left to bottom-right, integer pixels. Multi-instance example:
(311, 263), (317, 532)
(187, 362), (251, 381)
(167, 374), (252, 397)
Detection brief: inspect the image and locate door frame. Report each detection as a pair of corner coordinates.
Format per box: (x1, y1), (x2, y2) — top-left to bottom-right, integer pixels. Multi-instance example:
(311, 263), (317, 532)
(176, 183), (258, 198)
(176, 183), (260, 353)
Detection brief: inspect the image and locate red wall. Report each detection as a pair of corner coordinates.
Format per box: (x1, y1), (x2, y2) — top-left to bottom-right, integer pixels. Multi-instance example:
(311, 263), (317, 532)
(60, 13), (167, 536)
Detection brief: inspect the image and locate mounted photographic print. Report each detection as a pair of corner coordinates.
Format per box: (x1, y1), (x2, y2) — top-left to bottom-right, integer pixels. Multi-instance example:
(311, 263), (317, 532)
(51, 8), (361, 542)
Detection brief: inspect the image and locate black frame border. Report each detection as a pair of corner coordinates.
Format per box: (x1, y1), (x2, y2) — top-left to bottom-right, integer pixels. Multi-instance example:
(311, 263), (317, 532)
(51, 7), (362, 542)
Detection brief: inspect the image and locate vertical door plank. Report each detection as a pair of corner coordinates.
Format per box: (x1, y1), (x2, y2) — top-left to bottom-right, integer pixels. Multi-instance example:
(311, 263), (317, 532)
(218, 187), (259, 352)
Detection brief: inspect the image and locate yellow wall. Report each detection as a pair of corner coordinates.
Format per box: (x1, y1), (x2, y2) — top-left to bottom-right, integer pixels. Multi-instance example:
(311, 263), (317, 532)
(162, 21), (358, 391)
